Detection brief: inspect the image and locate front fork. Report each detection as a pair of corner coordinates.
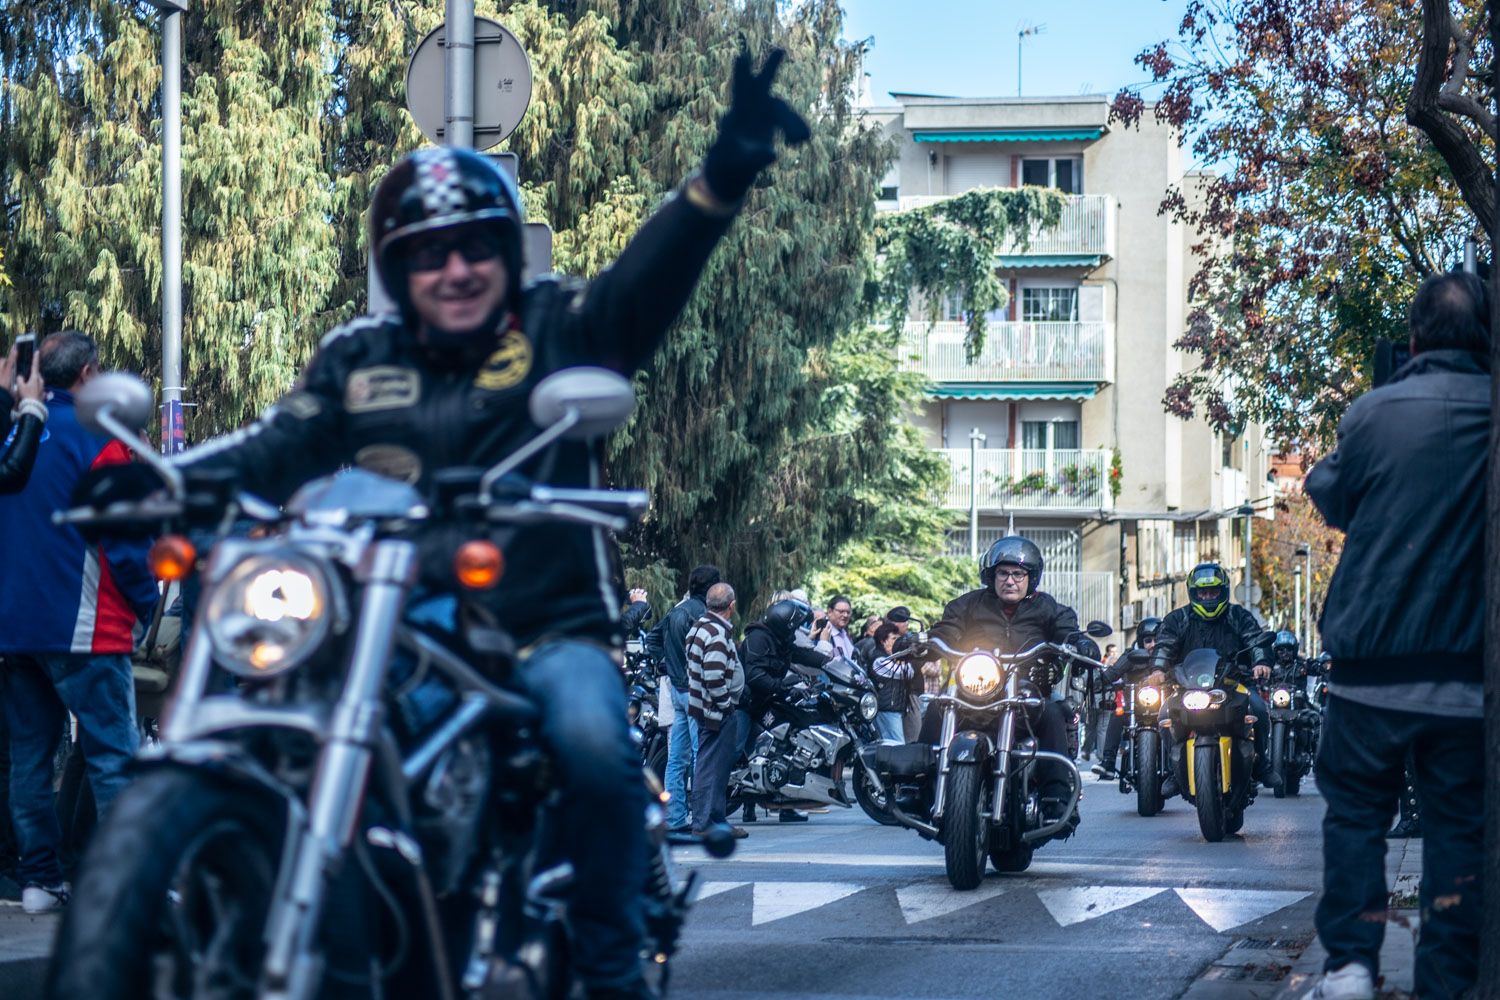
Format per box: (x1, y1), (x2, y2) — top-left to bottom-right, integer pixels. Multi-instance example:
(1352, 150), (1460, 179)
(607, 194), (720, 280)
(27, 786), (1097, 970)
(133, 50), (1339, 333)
(262, 541), (419, 1000)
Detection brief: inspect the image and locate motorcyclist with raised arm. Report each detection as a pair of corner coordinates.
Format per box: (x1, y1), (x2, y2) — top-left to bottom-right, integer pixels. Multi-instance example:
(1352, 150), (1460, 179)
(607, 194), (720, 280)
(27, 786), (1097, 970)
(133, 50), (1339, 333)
(919, 536), (1092, 828)
(78, 50), (809, 1000)
(1150, 562), (1278, 797)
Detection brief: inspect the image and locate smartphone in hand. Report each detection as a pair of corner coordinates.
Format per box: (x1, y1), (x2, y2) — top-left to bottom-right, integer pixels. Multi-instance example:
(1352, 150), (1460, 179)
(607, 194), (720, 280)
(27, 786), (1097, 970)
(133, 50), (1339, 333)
(14, 332), (35, 377)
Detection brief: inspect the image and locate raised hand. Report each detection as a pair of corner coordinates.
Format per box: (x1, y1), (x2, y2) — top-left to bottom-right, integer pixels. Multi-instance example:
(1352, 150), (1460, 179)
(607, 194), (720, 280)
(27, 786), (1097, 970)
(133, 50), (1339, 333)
(702, 47), (812, 203)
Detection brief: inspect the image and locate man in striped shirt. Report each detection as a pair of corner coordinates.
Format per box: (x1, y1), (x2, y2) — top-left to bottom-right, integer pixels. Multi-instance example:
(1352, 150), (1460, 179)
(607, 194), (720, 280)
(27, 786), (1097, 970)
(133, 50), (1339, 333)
(687, 583), (747, 839)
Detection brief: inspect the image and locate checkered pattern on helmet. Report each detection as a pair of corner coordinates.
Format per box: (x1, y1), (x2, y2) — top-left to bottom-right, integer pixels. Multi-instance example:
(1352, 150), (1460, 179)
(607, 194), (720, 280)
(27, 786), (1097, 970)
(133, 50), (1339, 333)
(414, 149), (469, 218)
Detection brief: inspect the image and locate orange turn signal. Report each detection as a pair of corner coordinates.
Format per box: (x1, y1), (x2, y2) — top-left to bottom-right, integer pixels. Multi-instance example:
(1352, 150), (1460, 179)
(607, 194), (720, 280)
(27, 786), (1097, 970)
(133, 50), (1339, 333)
(147, 534), (197, 582)
(455, 540), (504, 590)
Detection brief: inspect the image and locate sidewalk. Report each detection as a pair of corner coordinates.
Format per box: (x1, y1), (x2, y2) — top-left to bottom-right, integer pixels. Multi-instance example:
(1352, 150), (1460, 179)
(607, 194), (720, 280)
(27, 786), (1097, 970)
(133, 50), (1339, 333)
(0, 877), (55, 997)
(1179, 836), (1421, 1000)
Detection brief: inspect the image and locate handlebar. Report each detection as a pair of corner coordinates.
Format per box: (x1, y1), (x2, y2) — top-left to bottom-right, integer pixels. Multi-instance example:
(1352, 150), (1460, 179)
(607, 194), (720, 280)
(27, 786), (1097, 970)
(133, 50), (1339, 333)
(918, 634), (1107, 671)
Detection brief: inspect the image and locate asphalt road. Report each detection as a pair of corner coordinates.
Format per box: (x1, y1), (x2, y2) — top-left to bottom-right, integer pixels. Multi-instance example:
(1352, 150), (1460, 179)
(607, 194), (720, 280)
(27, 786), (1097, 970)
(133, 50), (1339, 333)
(669, 773), (1327, 1000)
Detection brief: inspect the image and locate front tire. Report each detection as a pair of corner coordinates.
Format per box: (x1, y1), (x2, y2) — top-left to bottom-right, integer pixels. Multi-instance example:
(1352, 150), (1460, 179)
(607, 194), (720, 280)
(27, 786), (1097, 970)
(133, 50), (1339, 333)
(1270, 721), (1289, 799)
(1193, 745), (1227, 843)
(48, 769), (284, 1000)
(853, 763), (900, 826)
(942, 764), (988, 891)
(1135, 729), (1164, 817)
(988, 840), (1033, 873)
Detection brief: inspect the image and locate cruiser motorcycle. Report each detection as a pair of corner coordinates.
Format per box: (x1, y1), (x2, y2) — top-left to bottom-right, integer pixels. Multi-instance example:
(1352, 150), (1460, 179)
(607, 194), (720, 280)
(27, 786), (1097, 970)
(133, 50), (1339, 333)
(729, 655), (887, 823)
(860, 625), (1110, 889)
(1266, 665), (1319, 799)
(47, 369), (731, 1000)
(624, 640), (668, 782)
(1165, 646), (1261, 843)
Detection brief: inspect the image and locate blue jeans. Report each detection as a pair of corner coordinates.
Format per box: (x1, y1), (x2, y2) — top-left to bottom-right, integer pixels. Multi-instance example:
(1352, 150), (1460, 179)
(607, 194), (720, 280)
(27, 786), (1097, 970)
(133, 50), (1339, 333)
(4, 653), (138, 887)
(664, 685), (699, 829)
(512, 640), (648, 988)
(875, 712), (905, 743)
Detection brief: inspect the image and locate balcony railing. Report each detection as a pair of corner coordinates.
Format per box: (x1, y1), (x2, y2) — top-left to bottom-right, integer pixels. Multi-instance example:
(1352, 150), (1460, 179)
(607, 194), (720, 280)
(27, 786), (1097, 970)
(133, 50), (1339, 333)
(901, 320), (1111, 384)
(894, 193), (1116, 259)
(1057, 571), (1117, 630)
(940, 448), (1112, 512)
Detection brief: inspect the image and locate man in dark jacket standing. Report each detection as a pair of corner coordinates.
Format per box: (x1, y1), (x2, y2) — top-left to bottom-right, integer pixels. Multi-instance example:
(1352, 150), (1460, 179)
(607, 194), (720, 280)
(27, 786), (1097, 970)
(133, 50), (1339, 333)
(645, 565), (721, 832)
(1299, 272), (1487, 1000)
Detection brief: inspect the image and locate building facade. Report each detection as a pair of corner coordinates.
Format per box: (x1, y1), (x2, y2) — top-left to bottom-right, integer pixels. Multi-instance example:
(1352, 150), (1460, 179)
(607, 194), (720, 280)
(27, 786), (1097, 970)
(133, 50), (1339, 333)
(866, 94), (1273, 639)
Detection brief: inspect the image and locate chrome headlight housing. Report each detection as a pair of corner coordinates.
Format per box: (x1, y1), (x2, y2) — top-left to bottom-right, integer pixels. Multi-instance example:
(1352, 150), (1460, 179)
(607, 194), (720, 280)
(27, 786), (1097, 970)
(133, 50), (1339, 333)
(1137, 685), (1161, 709)
(1271, 687), (1292, 709)
(859, 692), (879, 721)
(203, 552), (332, 679)
(957, 653), (1003, 699)
(1181, 690), (1212, 711)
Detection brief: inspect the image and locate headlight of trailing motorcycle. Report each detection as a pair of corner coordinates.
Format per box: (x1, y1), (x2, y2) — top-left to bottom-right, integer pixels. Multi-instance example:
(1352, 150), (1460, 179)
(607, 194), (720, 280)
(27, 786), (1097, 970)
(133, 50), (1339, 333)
(1137, 685), (1161, 709)
(203, 552), (332, 679)
(1271, 687), (1292, 709)
(957, 654), (1002, 699)
(1181, 690), (1212, 711)
(859, 692), (879, 721)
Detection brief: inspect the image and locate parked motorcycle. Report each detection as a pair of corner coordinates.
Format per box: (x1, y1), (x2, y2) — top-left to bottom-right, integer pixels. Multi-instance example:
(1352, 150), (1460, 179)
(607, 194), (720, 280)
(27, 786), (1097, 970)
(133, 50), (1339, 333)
(47, 369), (731, 1000)
(859, 624), (1110, 889)
(1165, 646), (1260, 842)
(729, 655), (887, 823)
(1266, 664), (1319, 798)
(625, 641), (668, 782)
(1108, 650), (1171, 817)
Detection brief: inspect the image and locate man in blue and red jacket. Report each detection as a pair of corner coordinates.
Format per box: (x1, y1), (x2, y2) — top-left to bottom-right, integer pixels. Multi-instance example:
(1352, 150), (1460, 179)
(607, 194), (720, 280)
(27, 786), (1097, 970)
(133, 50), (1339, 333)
(0, 331), (157, 913)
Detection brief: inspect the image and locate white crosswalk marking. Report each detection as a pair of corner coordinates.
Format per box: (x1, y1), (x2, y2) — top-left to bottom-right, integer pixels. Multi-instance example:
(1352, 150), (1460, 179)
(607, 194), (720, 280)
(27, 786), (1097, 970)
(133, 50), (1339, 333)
(695, 881), (748, 902)
(1037, 886), (1168, 926)
(752, 881), (864, 926)
(896, 880), (1008, 924)
(1174, 888), (1311, 932)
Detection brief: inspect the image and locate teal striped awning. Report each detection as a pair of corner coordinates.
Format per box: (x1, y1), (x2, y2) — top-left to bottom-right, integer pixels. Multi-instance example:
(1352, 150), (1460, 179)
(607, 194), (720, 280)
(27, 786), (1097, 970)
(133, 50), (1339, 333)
(914, 128), (1105, 144)
(998, 254), (1106, 269)
(928, 383), (1098, 401)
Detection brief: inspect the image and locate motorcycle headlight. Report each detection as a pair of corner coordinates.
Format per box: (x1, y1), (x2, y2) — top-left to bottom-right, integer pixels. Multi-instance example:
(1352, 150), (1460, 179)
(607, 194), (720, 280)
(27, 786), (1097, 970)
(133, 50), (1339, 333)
(1137, 685), (1161, 709)
(957, 654), (1002, 699)
(1271, 687), (1292, 709)
(1181, 690), (1212, 711)
(859, 692), (879, 721)
(204, 553), (332, 679)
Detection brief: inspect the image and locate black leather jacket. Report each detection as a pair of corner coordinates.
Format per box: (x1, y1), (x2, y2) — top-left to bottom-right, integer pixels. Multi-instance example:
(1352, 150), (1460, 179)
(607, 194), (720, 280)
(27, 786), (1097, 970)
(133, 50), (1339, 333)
(0, 389), (44, 495)
(1149, 604), (1268, 680)
(928, 588), (1080, 657)
(742, 623), (829, 715)
(180, 189), (734, 647)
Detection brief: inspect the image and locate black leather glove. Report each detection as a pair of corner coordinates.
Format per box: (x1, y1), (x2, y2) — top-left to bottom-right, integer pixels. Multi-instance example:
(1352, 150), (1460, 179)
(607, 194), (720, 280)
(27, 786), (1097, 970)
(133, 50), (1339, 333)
(702, 47), (811, 203)
(67, 463), (171, 541)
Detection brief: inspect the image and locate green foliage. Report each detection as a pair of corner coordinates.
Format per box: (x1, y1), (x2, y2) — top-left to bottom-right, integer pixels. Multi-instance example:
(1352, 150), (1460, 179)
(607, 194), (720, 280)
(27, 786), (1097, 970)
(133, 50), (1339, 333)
(807, 541), (974, 624)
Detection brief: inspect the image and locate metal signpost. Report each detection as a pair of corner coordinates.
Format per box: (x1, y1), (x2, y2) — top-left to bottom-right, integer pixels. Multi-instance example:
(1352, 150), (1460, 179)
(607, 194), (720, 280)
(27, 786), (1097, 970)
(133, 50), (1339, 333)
(969, 428), (986, 560)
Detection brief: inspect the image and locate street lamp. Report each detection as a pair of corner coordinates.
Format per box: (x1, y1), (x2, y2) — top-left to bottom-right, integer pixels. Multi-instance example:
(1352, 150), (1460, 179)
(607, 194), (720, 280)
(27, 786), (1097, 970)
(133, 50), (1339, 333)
(141, 0), (188, 453)
(1296, 542), (1312, 654)
(1237, 503), (1256, 612)
(1293, 564), (1303, 642)
(969, 427), (987, 560)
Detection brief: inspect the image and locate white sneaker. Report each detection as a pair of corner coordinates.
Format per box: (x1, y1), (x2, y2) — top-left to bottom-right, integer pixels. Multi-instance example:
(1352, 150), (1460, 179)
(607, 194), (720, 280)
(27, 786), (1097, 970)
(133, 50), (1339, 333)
(21, 883), (69, 914)
(1306, 963), (1375, 1000)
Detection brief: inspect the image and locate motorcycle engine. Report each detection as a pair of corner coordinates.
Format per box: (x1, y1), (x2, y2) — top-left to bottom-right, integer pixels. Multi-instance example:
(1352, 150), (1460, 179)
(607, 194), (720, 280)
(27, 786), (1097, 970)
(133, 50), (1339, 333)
(417, 734), (492, 895)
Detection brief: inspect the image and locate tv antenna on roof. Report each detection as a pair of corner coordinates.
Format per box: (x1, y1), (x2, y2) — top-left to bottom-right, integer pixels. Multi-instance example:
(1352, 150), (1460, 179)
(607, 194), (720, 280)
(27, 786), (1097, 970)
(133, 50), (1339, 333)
(1018, 21), (1046, 97)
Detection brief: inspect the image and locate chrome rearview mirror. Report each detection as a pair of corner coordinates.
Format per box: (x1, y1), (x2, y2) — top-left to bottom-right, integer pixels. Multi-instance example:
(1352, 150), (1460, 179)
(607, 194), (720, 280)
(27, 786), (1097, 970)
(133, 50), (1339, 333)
(527, 367), (636, 440)
(76, 372), (155, 435)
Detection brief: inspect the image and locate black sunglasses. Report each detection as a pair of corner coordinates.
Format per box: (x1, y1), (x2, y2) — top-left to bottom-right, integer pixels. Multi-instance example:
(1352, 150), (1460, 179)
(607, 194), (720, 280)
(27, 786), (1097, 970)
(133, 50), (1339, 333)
(407, 230), (505, 273)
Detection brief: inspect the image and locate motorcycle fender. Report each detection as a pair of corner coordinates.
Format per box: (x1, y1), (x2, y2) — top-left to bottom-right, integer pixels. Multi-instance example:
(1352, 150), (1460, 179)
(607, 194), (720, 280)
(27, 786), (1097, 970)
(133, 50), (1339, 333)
(947, 731), (993, 765)
(1219, 736), (1233, 794)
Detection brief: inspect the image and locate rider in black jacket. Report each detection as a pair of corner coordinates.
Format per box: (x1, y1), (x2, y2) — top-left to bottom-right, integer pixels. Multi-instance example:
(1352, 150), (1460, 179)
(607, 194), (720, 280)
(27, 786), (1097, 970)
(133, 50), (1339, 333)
(86, 51), (809, 1000)
(1091, 616), (1162, 779)
(1150, 562), (1278, 795)
(739, 598), (829, 823)
(922, 536), (1085, 825)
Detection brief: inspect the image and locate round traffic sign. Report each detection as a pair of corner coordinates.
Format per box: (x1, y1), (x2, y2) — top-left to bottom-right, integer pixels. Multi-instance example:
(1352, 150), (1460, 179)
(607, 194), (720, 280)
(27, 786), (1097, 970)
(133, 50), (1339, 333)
(405, 17), (533, 151)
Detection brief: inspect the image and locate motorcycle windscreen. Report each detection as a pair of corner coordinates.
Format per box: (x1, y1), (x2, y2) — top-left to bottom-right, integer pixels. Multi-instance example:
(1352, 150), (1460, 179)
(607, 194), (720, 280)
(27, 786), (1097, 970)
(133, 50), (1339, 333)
(1176, 648), (1221, 689)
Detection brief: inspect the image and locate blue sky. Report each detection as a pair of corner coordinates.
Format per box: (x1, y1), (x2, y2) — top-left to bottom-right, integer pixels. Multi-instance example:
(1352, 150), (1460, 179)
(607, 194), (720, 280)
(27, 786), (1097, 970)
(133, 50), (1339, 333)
(842, 0), (1190, 103)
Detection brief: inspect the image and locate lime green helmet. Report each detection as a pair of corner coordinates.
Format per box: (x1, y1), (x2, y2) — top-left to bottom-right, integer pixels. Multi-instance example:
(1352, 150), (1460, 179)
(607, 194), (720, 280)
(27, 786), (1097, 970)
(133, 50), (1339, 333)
(1187, 562), (1230, 620)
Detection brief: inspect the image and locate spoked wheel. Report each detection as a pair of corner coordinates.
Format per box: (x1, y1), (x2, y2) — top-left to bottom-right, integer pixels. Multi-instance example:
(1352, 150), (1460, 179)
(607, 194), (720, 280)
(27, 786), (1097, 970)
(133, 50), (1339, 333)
(852, 763), (900, 826)
(1193, 745), (1227, 843)
(1135, 729), (1164, 817)
(942, 764), (988, 890)
(48, 770), (283, 1000)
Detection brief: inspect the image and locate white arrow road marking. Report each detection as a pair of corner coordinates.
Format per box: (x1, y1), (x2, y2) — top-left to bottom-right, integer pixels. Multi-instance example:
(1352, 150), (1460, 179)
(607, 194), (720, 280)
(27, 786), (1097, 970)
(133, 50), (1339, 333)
(1175, 888), (1311, 932)
(1037, 885), (1169, 927)
(694, 881), (748, 902)
(895, 880), (1008, 924)
(752, 881), (864, 926)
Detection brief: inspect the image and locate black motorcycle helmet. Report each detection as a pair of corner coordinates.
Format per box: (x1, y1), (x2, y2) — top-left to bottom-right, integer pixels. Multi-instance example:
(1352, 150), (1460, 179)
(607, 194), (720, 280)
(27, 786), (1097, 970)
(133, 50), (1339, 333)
(369, 147), (526, 340)
(979, 535), (1044, 591)
(1187, 562), (1230, 621)
(762, 598), (812, 645)
(1134, 616), (1163, 649)
(1273, 629), (1299, 665)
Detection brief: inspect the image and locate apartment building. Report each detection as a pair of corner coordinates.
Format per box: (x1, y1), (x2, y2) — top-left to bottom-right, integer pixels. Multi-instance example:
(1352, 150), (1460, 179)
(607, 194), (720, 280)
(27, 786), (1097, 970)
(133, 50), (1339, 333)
(865, 94), (1273, 638)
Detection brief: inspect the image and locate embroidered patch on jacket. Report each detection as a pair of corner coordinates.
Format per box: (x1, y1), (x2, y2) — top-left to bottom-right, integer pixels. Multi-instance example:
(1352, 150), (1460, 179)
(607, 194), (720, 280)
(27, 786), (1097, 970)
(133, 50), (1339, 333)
(474, 330), (534, 391)
(346, 366), (421, 413)
(354, 444), (423, 484)
(279, 391), (323, 421)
